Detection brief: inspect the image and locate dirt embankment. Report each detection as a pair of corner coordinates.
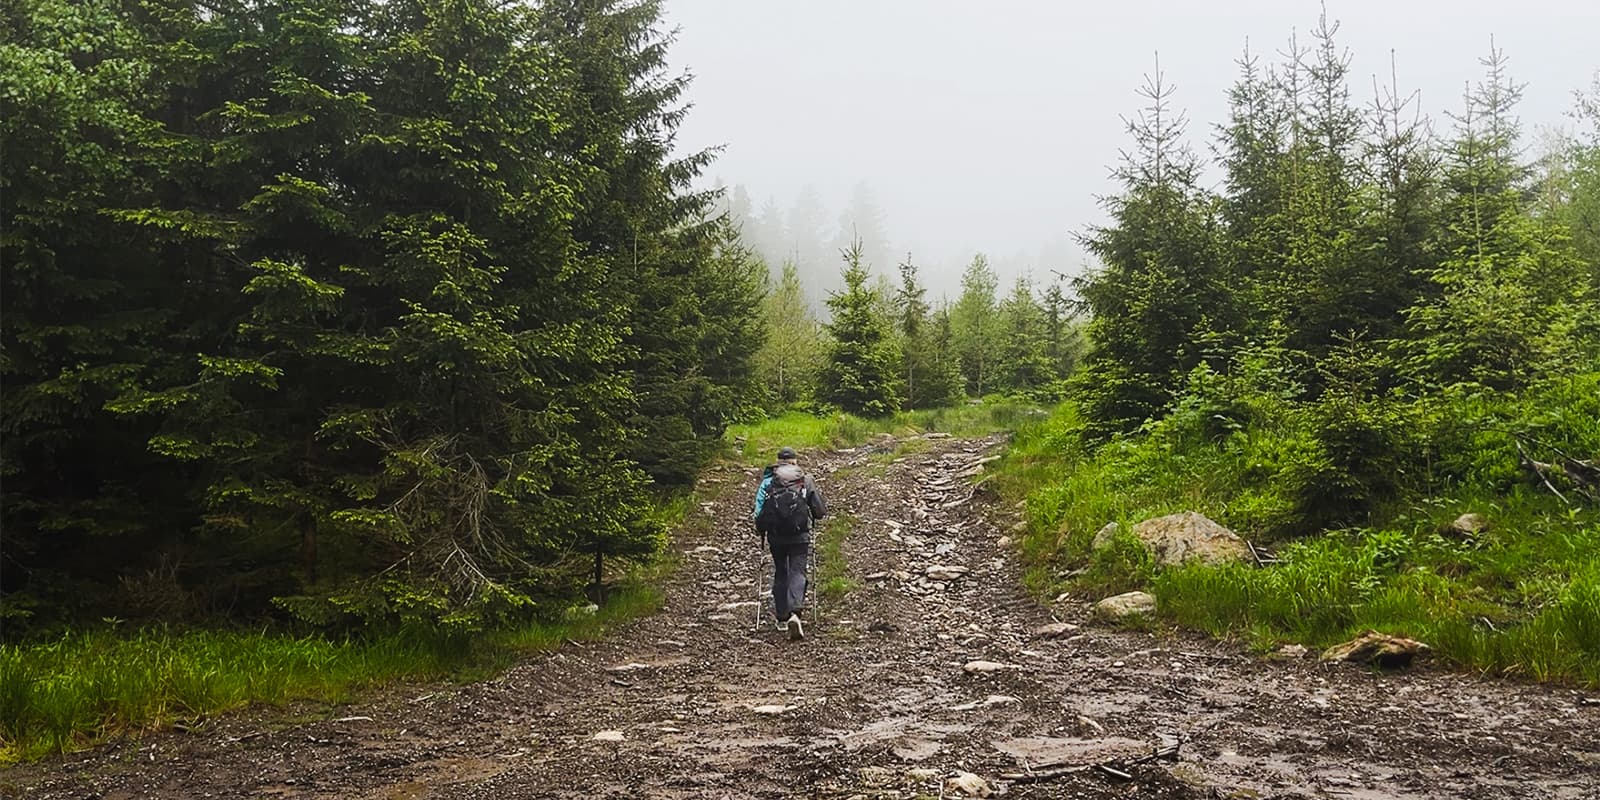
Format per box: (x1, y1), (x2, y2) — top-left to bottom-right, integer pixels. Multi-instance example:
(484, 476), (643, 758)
(6, 435), (1598, 799)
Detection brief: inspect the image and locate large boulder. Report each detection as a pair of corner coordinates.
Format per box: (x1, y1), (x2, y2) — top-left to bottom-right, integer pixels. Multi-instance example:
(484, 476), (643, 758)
(1093, 591), (1157, 620)
(1105, 511), (1251, 566)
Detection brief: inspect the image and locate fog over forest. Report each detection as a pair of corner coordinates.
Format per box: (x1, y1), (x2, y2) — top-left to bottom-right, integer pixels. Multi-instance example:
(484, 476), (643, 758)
(664, 0), (1599, 308)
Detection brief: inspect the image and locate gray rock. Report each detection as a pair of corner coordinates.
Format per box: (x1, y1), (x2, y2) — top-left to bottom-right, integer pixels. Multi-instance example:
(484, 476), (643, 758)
(946, 771), (993, 797)
(856, 766), (897, 787)
(1269, 643), (1310, 660)
(961, 660), (1015, 674)
(1090, 522), (1121, 550)
(1449, 513), (1488, 536)
(1032, 621), (1080, 639)
(1093, 591), (1157, 620)
(1130, 511), (1250, 565)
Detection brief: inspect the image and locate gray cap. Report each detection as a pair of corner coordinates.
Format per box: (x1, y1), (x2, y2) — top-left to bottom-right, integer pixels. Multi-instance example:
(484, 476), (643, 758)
(777, 446), (798, 460)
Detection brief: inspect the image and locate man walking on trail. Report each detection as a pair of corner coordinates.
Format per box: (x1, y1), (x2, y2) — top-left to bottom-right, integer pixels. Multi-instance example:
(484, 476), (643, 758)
(753, 446), (827, 640)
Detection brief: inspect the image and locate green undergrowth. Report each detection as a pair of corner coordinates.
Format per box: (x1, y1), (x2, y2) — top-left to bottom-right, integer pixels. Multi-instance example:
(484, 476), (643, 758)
(0, 582), (661, 763)
(997, 370), (1600, 687)
(0, 484), (732, 764)
(727, 401), (1037, 463)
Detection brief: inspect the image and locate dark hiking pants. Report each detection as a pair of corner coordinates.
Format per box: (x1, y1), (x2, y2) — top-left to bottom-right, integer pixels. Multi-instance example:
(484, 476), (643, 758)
(769, 539), (810, 620)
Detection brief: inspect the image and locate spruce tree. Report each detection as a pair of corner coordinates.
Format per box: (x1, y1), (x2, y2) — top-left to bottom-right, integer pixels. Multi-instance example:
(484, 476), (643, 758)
(1, 0), (187, 623)
(1041, 281), (1080, 380)
(950, 254), (1002, 397)
(894, 255), (962, 408)
(1075, 60), (1227, 438)
(1405, 42), (1596, 389)
(818, 242), (902, 416)
(1562, 73), (1600, 290)
(755, 261), (826, 409)
(997, 277), (1057, 394)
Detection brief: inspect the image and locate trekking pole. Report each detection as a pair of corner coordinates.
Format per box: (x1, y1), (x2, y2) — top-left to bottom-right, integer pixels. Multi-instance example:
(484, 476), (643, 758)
(812, 524), (822, 625)
(753, 528), (766, 633)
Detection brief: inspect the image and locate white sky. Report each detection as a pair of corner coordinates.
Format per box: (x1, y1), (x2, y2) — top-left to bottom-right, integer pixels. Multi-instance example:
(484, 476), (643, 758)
(664, 0), (1600, 295)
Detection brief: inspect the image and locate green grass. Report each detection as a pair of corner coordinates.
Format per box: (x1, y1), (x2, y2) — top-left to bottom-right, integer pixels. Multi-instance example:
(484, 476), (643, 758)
(996, 374), (1600, 687)
(726, 402), (1037, 464)
(0, 581), (662, 763)
(0, 475), (747, 765)
(816, 511), (861, 601)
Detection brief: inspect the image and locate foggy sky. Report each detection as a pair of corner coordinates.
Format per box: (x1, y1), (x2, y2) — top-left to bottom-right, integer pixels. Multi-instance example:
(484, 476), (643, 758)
(663, 0), (1599, 300)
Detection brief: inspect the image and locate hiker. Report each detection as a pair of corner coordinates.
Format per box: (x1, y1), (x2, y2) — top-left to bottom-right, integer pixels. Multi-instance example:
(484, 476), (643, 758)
(752, 446), (827, 639)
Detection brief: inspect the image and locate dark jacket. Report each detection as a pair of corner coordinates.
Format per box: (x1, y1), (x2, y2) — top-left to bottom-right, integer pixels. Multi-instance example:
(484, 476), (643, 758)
(752, 462), (827, 542)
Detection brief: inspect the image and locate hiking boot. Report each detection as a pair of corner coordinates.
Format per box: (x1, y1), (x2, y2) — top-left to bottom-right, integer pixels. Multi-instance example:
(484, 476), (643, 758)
(787, 613), (804, 641)
(774, 616), (789, 633)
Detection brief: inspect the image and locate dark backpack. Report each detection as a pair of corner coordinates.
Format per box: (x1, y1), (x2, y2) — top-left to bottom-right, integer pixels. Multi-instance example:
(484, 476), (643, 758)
(760, 473), (810, 537)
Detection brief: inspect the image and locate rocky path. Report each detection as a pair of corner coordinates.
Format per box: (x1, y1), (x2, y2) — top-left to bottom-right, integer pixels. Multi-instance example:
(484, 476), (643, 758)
(7, 435), (1598, 799)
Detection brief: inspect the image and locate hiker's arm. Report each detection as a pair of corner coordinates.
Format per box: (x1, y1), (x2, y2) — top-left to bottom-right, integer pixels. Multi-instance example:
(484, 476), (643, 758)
(752, 477), (770, 524)
(806, 477), (827, 520)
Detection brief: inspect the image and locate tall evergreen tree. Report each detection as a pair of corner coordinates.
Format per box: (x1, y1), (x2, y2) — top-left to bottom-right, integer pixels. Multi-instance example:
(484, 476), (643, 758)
(755, 261), (826, 409)
(1279, 12), (1372, 361)
(997, 277), (1056, 393)
(1041, 281), (1080, 379)
(1404, 42), (1596, 389)
(950, 254), (1002, 397)
(894, 255), (962, 408)
(818, 242), (902, 416)
(536, 0), (758, 488)
(1215, 42), (1291, 348)
(1563, 72), (1600, 289)
(1354, 53), (1442, 349)
(1075, 60), (1228, 438)
(1, 0), (187, 623)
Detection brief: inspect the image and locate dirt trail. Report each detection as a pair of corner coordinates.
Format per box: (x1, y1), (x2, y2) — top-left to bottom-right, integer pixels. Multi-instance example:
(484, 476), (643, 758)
(8, 435), (1599, 799)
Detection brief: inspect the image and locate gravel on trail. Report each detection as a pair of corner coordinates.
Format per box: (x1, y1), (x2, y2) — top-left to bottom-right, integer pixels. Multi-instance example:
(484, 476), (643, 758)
(7, 435), (1598, 799)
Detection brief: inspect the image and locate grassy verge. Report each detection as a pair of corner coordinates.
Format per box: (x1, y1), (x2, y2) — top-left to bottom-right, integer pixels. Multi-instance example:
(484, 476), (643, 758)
(996, 375), (1600, 687)
(0, 479), (742, 764)
(816, 511), (861, 601)
(726, 401), (1037, 464)
(0, 581), (660, 763)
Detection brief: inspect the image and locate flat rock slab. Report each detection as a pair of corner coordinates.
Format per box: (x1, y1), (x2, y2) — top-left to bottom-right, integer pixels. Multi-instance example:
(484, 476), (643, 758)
(605, 657), (691, 672)
(990, 735), (1148, 764)
(1032, 621), (1080, 638)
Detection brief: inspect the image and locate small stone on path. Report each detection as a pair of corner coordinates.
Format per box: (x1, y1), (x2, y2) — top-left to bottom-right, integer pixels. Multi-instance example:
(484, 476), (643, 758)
(946, 771), (993, 797)
(1032, 621), (1079, 639)
(962, 660), (1014, 674)
(592, 730), (625, 742)
(1094, 591), (1157, 620)
(604, 662), (653, 673)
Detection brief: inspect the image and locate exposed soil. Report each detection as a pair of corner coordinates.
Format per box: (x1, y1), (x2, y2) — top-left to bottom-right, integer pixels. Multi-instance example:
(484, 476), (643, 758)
(6, 435), (1598, 799)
